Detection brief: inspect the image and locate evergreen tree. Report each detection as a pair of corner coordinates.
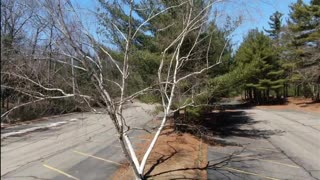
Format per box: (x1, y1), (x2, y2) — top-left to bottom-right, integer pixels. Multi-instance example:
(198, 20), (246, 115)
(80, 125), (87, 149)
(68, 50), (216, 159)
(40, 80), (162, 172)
(232, 29), (285, 104)
(265, 11), (290, 97)
(287, 0), (320, 101)
(289, 0), (320, 46)
(264, 11), (283, 40)
(97, 0), (233, 99)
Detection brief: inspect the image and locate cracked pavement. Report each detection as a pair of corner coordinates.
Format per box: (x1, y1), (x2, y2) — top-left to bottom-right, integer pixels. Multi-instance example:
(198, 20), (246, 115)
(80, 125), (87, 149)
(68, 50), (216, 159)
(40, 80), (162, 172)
(1, 101), (157, 180)
(2, 102), (319, 180)
(208, 108), (320, 180)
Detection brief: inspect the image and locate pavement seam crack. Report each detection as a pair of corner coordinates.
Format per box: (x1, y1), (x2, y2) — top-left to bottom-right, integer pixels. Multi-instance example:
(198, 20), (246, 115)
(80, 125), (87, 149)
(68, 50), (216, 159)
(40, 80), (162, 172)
(265, 138), (319, 180)
(273, 112), (320, 133)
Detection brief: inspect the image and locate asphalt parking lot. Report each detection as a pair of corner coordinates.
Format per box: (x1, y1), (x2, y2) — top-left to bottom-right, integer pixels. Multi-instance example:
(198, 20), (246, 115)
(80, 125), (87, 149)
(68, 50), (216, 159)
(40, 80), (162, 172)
(207, 109), (320, 180)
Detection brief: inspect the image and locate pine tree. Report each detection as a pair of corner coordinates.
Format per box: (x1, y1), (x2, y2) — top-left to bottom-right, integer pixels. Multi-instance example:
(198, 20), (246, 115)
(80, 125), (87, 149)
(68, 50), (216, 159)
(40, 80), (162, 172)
(287, 0), (320, 101)
(264, 11), (290, 98)
(97, 0), (233, 99)
(232, 29), (286, 104)
(289, 0), (320, 46)
(264, 11), (283, 40)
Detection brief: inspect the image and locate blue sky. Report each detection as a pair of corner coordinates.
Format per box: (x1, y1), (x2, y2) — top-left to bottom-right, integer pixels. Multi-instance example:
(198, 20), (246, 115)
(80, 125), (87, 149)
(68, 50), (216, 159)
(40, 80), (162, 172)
(218, 0), (311, 49)
(74, 0), (311, 50)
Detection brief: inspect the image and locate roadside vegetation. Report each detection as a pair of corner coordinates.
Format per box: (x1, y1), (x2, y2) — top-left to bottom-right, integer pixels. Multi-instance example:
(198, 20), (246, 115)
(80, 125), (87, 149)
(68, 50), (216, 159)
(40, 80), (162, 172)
(1, 0), (319, 122)
(1, 0), (319, 179)
(210, 0), (320, 105)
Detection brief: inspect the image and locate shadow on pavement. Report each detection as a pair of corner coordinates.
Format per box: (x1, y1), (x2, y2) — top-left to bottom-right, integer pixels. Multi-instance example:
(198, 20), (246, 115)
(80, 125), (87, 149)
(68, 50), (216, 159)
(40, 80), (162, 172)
(176, 109), (284, 147)
(202, 110), (283, 139)
(145, 107), (285, 179)
(145, 147), (249, 179)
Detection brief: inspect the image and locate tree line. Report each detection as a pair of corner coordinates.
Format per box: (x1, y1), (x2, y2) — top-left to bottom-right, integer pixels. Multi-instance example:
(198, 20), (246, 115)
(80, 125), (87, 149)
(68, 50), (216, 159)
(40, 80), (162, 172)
(210, 0), (320, 104)
(1, 0), (319, 129)
(1, 0), (236, 122)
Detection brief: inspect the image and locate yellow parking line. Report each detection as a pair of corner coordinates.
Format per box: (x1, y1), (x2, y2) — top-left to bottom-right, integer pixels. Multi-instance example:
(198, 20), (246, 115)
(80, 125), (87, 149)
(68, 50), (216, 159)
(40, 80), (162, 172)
(222, 167), (281, 180)
(218, 152), (300, 168)
(73, 150), (121, 165)
(43, 163), (79, 180)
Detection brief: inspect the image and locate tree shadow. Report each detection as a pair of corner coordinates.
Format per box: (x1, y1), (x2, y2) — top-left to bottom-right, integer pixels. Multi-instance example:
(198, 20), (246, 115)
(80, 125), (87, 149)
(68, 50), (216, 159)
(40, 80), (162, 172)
(175, 107), (284, 147)
(144, 141), (178, 177)
(202, 110), (284, 139)
(144, 107), (284, 178)
(144, 148), (247, 179)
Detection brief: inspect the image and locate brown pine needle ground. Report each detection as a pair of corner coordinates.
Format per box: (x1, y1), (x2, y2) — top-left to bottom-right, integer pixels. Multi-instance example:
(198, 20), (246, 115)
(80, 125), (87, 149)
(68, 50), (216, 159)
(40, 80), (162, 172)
(112, 123), (208, 180)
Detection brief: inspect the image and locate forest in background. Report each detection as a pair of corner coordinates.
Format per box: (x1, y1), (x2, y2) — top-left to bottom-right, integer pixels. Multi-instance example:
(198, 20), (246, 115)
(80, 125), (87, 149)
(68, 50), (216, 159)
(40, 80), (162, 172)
(1, 0), (319, 123)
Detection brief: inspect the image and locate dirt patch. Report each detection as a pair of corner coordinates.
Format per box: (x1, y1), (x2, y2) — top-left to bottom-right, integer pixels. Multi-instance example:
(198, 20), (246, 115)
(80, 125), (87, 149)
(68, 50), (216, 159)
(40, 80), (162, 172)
(257, 97), (320, 113)
(112, 122), (208, 179)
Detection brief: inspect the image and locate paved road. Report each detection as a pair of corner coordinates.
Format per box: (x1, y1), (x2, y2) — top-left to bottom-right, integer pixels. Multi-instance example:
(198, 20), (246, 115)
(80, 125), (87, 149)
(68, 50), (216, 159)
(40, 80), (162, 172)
(1, 101), (157, 180)
(208, 108), (320, 180)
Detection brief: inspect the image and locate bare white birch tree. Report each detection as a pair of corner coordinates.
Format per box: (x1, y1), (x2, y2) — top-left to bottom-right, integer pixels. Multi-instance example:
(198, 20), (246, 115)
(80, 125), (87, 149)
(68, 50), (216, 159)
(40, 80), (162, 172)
(1, 0), (229, 179)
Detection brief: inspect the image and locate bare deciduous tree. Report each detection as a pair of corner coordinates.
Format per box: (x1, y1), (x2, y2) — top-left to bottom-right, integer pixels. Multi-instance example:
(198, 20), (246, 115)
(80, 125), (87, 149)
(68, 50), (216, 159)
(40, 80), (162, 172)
(1, 0), (229, 179)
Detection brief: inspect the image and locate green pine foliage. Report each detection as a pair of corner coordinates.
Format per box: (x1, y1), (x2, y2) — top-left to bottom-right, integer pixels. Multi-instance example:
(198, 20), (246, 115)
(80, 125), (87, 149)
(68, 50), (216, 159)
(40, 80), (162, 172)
(286, 0), (320, 100)
(97, 0), (233, 105)
(209, 29), (287, 104)
(264, 11), (283, 40)
(236, 30), (286, 103)
(96, 0), (319, 104)
(212, 0), (320, 103)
